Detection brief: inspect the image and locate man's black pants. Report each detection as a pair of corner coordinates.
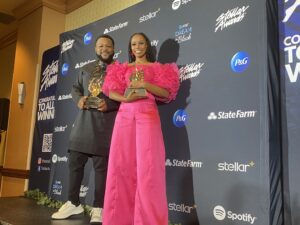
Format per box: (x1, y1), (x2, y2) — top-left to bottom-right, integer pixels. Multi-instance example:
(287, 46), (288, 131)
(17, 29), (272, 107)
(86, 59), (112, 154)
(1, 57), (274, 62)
(68, 150), (108, 207)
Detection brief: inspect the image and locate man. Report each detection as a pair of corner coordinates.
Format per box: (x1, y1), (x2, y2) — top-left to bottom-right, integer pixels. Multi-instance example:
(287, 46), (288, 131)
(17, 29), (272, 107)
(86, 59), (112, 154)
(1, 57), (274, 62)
(51, 34), (119, 224)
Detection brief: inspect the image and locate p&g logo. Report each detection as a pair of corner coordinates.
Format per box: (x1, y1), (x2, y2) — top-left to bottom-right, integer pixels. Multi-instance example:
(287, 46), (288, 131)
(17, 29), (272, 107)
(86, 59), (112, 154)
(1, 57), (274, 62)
(84, 32), (93, 45)
(231, 51), (250, 73)
(61, 63), (69, 76)
(173, 109), (188, 127)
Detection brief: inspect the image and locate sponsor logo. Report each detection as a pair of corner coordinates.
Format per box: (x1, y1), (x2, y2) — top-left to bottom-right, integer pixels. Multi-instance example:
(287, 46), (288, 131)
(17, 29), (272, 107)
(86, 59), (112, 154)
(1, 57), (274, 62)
(75, 59), (96, 69)
(40, 60), (58, 92)
(283, 34), (300, 83)
(58, 94), (72, 101)
(151, 40), (159, 47)
(52, 154), (68, 164)
(231, 51), (250, 73)
(38, 157), (51, 165)
(84, 32), (93, 45)
(54, 125), (68, 133)
(165, 159), (203, 168)
(208, 110), (257, 120)
(214, 205), (226, 220)
(169, 203), (196, 214)
(37, 166), (50, 172)
(61, 39), (75, 53)
(172, 0), (192, 10)
(218, 161), (255, 172)
(52, 180), (62, 195)
(38, 96), (55, 121)
(173, 109), (188, 127)
(175, 23), (192, 43)
(283, 0), (300, 22)
(80, 185), (89, 197)
(215, 6), (249, 32)
(61, 63), (69, 76)
(42, 133), (53, 152)
(104, 21), (129, 34)
(139, 8), (160, 23)
(113, 50), (122, 59)
(213, 205), (257, 224)
(179, 62), (204, 82)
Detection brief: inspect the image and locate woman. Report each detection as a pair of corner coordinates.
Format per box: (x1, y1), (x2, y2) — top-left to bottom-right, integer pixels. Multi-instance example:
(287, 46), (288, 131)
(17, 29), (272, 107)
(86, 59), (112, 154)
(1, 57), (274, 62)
(102, 32), (179, 225)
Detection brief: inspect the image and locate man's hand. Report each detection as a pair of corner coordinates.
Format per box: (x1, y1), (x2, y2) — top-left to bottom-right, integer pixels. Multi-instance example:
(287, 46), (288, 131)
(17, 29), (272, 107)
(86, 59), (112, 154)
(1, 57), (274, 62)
(78, 96), (88, 109)
(97, 99), (107, 112)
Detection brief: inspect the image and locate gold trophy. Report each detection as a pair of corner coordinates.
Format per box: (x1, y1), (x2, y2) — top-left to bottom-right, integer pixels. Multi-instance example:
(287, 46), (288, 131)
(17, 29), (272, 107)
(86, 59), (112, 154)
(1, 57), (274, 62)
(124, 66), (147, 98)
(85, 77), (103, 109)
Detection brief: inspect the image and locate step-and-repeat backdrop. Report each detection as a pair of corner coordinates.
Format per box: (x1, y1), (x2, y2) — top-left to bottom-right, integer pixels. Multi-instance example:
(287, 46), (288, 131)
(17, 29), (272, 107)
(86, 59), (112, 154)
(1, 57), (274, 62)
(29, 0), (287, 224)
(278, 0), (300, 225)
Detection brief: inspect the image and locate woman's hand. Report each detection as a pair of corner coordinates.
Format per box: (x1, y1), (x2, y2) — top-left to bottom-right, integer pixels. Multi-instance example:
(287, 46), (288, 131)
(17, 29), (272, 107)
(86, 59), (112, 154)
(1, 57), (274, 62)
(129, 80), (145, 89)
(125, 90), (147, 102)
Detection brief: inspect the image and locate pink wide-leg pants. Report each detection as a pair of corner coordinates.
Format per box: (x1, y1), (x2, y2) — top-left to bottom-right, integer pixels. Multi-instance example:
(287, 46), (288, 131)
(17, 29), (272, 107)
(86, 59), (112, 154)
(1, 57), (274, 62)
(103, 100), (168, 225)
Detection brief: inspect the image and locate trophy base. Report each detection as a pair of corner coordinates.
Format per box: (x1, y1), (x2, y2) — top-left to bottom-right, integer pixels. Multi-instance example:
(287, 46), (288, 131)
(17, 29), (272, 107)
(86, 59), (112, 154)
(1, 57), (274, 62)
(84, 97), (102, 109)
(124, 88), (147, 98)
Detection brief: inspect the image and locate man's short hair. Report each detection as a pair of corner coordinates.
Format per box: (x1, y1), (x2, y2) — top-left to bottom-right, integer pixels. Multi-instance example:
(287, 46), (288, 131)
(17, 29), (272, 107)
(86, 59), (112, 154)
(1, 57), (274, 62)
(95, 34), (115, 47)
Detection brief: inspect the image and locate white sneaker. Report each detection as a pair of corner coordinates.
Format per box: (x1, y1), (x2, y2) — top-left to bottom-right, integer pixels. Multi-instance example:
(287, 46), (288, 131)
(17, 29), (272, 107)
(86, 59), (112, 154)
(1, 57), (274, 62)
(90, 207), (102, 224)
(51, 201), (84, 219)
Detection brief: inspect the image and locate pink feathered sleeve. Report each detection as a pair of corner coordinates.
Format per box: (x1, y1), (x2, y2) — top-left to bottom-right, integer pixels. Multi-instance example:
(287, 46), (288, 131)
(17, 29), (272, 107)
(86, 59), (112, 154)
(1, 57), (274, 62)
(153, 63), (180, 102)
(102, 62), (127, 96)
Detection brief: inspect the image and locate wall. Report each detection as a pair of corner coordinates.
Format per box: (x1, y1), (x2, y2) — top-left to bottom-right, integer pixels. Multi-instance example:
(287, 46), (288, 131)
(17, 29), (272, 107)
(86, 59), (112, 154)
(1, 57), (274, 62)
(65, 0), (142, 31)
(0, 0), (143, 197)
(0, 6), (65, 196)
(0, 43), (16, 99)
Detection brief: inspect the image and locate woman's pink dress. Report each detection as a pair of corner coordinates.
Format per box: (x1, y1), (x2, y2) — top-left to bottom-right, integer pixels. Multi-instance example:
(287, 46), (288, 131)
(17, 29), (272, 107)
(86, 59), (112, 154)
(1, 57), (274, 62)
(102, 62), (179, 225)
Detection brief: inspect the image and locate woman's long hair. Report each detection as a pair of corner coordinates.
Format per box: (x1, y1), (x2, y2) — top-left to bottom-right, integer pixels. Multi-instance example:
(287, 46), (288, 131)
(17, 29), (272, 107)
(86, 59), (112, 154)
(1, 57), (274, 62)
(128, 32), (155, 63)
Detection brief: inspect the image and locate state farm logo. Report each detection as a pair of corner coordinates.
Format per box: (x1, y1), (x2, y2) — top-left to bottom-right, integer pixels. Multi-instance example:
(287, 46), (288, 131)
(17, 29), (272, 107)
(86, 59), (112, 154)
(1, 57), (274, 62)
(208, 110), (257, 120)
(139, 8), (160, 23)
(103, 21), (128, 34)
(172, 0), (192, 10)
(213, 205), (257, 224)
(218, 161), (255, 173)
(165, 158), (203, 168)
(58, 94), (72, 101)
(75, 59), (96, 69)
(215, 6), (249, 32)
(61, 39), (75, 53)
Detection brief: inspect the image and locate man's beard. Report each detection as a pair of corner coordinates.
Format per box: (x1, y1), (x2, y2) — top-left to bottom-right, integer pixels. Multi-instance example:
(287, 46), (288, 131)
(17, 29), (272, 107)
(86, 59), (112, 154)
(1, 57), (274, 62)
(97, 52), (114, 64)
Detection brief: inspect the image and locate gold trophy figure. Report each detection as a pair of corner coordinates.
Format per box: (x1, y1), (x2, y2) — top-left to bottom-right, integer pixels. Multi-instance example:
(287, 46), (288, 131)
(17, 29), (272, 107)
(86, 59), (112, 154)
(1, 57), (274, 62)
(124, 66), (147, 97)
(85, 77), (103, 109)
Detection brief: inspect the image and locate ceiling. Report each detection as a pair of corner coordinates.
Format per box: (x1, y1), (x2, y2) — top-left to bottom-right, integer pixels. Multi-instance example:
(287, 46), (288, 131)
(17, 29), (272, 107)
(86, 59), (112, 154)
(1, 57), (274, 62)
(0, 0), (30, 40)
(0, 0), (29, 24)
